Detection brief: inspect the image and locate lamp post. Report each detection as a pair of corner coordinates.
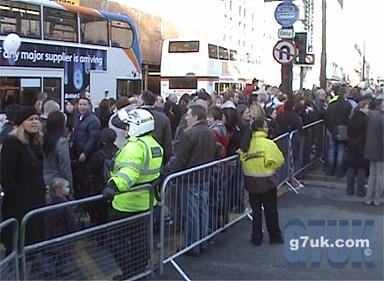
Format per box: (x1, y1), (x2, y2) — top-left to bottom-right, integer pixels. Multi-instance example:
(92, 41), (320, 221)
(362, 40), (366, 81)
(320, 0), (327, 89)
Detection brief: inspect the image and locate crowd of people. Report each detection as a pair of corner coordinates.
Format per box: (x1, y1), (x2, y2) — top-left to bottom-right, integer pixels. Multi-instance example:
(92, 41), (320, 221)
(0, 80), (383, 278)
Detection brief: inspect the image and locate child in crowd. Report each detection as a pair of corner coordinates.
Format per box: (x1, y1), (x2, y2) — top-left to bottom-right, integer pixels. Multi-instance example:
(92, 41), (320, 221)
(44, 177), (76, 278)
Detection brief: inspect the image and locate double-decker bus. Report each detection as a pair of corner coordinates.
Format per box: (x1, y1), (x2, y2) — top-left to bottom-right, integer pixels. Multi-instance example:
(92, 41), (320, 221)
(160, 38), (253, 99)
(0, 0), (142, 110)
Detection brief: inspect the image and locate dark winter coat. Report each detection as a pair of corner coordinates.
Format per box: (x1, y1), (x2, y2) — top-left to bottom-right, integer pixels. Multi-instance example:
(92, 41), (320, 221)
(1, 135), (46, 245)
(167, 120), (217, 172)
(345, 110), (369, 171)
(141, 106), (172, 164)
(324, 97), (352, 132)
(88, 143), (118, 194)
(276, 110), (303, 134)
(45, 195), (76, 239)
(364, 109), (384, 161)
(73, 111), (101, 158)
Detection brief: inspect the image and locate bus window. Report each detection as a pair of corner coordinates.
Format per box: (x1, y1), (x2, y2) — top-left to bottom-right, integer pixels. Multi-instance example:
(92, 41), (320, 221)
(219, 46), (229, 60)
(44, 8), (78, 42)
(169, 77), (197, 89)
(116, 79), (141, 97)
(0, 0), (40, 38)
(169, 41), (199, 53)
(230, 49), (237, 61)
(208, 44), (218, 59)
(110, 20), (133, 48)
(80, 13), (108, 45)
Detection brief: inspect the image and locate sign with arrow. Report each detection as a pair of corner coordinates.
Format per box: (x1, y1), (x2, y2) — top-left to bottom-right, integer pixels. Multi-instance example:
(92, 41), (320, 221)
(273, 40), (298, 64)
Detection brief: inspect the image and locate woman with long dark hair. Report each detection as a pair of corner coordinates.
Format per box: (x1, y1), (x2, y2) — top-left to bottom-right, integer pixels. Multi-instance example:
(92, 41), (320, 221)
(43, 111), (73, 197)
(97, 98), (112, 129)
(240, 117), (285, 246)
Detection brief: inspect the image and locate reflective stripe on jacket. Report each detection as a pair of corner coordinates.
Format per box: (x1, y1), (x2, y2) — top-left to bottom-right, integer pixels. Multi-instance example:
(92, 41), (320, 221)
(110, 134), (163, 212)
(240, 131), (284, 177)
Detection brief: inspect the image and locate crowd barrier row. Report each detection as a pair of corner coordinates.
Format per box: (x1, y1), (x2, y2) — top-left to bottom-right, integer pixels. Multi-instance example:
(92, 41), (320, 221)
(0, 120), (324, 280)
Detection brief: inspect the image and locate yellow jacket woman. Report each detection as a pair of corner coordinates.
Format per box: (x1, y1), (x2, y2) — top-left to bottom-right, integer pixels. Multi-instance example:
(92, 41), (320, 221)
(240, 123), (284, 194)
(239, 117), (285, 246)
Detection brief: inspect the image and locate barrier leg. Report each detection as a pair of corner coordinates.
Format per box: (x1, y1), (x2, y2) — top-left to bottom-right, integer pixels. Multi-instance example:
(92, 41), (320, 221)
(170, 259), (191, 281)
(285, 179), (299, 194)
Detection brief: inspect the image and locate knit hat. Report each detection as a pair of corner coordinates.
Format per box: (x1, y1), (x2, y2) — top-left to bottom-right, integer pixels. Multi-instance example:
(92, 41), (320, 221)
(15, 105), (38, 125)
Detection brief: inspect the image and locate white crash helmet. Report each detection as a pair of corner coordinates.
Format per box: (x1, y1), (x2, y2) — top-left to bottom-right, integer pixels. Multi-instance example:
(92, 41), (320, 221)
(117, 108), (154, 137)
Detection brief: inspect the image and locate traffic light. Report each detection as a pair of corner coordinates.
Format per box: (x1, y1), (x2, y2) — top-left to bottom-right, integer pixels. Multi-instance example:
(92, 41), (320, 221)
(294, 53), (315, 65)
(294, 32), (307, 64)
(294, 32), (315, 65)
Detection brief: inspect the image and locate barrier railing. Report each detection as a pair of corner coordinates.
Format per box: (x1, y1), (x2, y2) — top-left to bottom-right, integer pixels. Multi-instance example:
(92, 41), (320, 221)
(288, 119), (325, 192)
(158, 120), (325, 279)
(158, 155), (249, 279)
(0, 218), (19, 280)
(19, 184), (155, 281)
(274, 132), (291, 189)
(1, 120), (325, 281)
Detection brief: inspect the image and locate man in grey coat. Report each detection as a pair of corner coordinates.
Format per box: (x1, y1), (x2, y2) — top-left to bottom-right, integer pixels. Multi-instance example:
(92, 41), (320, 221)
(164, 104), (218, 254)
(364, 98), (384, 205)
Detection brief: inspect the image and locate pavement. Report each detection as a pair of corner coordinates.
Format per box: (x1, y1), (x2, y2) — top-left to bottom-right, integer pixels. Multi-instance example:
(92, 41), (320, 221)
(154, 164), (384, 281)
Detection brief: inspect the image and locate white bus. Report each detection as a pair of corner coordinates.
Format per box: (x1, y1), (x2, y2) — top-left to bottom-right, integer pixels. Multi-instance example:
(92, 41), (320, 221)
(160, 38), (253, 99)
(0, 0), (142, 110)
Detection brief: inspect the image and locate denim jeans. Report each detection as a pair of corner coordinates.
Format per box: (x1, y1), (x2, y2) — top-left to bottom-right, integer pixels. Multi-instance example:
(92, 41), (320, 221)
(346, 167), (366, 195)
(183, 181), (209, 253)
(326, 130), (346, 177)
(366, 161), (384, 203)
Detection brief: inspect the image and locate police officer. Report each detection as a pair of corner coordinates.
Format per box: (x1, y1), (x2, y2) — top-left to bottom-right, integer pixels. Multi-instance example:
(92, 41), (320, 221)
(103, 108), (163, 280)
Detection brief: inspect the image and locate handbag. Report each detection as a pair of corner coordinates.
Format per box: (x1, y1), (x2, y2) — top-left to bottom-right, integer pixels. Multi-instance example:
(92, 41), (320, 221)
(332, 125), (348, 141)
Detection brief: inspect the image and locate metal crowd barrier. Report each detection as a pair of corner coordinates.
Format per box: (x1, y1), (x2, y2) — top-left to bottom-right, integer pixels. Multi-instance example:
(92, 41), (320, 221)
(273, 132), (291, 189)
(0, 120), (325, 281)
(158, 120), (325, 279)
(158, 155), (249, 279)
(19, 184), (155, 281)
(0, 218), (19, 280)
(288, 119), (325, 192)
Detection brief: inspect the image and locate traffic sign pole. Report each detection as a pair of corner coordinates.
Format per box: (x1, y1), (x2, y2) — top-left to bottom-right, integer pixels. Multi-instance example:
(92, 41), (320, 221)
(281, 63), (293, 95)
(273, 1), (298, 95)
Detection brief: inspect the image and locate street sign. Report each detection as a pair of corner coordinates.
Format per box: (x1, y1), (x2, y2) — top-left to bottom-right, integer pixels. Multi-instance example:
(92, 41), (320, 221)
(304, 54), (315, 64)
(274, 2), (299, 27)
(278, 28), (294, 39)
(273, 40), (298, 64)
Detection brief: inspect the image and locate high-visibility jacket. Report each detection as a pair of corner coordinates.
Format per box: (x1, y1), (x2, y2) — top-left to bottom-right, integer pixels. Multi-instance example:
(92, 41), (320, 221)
(109, 134), (163, 212)
(329, 94), (339, 104)
(240, 131), (284, 177)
